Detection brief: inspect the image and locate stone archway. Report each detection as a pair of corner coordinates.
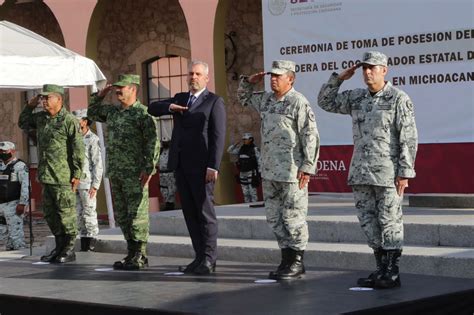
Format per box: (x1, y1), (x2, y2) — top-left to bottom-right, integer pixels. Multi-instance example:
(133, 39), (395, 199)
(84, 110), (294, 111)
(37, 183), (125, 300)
(89, 0), (191, 102)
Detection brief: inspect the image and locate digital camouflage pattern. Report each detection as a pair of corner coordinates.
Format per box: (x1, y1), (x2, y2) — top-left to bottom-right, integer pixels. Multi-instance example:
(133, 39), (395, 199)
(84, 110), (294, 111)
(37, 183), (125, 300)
(237, 77), (320, 182)
(0, 158), (29, 250)
(76, 129), (103, 238)
(18, 105), (83, 242)
(18, 106), (84, 184)
(87, 95), (159, 247)
(227, 143), (261, 203)
(111, 176), (150, 246)
(317, 71), (418, 251)
(238, 76), (319, 250)
(159, 147), (176, 204)
(78, 129), (103, 190)
(87, 95), (159, 178)
(352, 185), (403, 249)
(42, 184), (77, 238)
(263, 179), (308, 250)
(317, 73), (418, 187)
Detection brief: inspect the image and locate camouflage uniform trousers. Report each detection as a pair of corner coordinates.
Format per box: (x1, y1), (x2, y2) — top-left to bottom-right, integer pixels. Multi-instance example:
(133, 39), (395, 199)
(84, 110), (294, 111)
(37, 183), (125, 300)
(76, 189), (99, 238)
(239, 171), (258, 203)
(111, 176), (149, 254)
(159, 172), (176, 204)
(42, 184), (78, 239)
(0, 200), (26, 250)
(263, 179), (309, 250)
(352, 185), (404, 250)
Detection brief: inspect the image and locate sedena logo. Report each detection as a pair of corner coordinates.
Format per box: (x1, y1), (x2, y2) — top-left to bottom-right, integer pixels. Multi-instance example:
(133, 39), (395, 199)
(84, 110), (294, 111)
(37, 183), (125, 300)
(268, 0), (287, 16)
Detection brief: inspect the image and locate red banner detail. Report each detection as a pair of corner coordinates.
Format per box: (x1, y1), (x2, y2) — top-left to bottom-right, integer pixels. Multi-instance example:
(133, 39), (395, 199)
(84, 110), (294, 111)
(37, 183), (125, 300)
(309, 143), (474, 193)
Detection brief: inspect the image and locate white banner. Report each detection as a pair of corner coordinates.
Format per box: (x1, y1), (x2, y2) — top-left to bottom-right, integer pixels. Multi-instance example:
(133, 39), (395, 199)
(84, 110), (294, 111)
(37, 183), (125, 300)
(262, 0), (474, 145)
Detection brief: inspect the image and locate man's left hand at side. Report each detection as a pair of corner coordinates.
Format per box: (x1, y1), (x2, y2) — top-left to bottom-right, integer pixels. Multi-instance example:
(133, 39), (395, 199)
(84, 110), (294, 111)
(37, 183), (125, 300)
(71, 178), (81, 192)
(140, 172), (152, 188)
(16, 204), (26, 216)
(395, 176), (409, 196)
(297, 171), (310, 189)
(206, 168), (218, 183)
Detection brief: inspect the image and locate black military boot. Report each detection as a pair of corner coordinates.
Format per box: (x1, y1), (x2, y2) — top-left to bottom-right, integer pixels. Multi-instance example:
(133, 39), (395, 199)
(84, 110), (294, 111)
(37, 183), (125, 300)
(88, 238), (97, 251)
(357, 248), (386, 287)
(40, 235), (64, 262)
(55, 235), (76, 263)
(269, 248), (291, 279)
(276, 249), (305, 280)
(80, 237), (96, 252)
(113, 241), (134, 270)
(375, 249), (402, 289)
(123, 242), (149, 271)
(80, 237), (90, 252)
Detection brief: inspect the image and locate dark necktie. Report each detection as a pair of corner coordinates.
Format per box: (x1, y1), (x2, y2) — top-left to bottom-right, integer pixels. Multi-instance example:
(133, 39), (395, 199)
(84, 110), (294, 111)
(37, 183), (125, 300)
(187, 95), (197, 109)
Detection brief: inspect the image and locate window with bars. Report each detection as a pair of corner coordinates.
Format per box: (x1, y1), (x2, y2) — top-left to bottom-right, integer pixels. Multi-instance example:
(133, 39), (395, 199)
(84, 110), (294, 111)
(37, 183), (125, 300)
(146, 56), (188, 141)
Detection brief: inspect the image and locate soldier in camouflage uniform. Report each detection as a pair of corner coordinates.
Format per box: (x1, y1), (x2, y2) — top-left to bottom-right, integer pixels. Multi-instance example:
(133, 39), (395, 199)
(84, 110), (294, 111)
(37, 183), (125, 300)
(238, 60), (320, 280)
(72, 109), (103, 252)
(158, 139), (176, 210)
(317, 51), (418, 289)
(227, 132), (261, 203)
(88, 74), (159, 270)
(19, 84), (84, 263)
(0, 141), (28, 250)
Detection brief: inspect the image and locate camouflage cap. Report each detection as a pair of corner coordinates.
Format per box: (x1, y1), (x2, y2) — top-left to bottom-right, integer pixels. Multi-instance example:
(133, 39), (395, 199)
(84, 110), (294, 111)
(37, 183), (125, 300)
(361, 51), (388, 67)
(113, 74), (140, 86)
(40, 84), (64, 96)
(268, 60), (296, 75)
(0, 141), (15, 151)
(72, 109), (88, 120)
(242, 132), (253, 140)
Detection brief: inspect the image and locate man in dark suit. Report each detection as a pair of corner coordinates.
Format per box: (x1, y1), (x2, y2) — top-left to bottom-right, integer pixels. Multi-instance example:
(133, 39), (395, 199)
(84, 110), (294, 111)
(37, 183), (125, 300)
(148, 60), (226, 275)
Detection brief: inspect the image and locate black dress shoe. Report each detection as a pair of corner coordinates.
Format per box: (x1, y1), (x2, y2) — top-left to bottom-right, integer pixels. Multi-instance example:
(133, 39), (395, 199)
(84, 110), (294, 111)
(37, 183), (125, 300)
(193, 259), (216, 275)
(178, 258), (201, 273)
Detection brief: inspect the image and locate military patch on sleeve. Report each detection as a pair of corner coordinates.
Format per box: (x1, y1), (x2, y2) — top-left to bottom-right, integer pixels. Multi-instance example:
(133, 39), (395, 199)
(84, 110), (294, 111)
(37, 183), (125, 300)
(308, 111), (316, 122)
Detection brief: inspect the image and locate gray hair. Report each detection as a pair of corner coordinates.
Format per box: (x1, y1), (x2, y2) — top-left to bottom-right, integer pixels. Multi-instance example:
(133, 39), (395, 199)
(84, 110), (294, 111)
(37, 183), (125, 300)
(189, 60), (209, 75)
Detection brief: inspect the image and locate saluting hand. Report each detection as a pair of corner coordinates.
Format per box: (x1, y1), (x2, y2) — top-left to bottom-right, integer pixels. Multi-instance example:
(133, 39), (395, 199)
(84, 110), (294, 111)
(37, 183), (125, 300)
(27, 95), (40, 108)
(97, 84), (113, 98)
(338, 64), (359, 81)
(248, 72), (267, 84)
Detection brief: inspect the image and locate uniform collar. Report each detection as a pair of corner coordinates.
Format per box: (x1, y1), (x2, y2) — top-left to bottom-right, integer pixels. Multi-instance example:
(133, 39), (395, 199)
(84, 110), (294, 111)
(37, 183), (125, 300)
(271, 87), (295, 102)
(365, 81), (393, 98)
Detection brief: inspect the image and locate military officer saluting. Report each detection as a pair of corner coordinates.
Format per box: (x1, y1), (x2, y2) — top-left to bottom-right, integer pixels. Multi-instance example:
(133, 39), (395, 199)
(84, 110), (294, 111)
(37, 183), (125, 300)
(19, 84), (84, 263)
(0, 141), (29, 251)
(317, 51), (418, 289)
(88, 74), (159, 270)
(238, 60), (320, 280)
